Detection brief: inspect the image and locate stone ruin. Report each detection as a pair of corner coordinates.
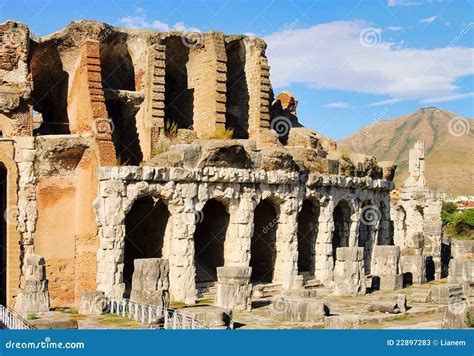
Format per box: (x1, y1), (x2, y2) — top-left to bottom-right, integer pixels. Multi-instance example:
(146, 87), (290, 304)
(0, 19), (465, 324)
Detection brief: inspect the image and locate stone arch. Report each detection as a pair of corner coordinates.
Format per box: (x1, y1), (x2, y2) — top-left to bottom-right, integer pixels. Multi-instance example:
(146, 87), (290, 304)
(123, 196), (170, 297)
(297, 199), (320, 275)
(358, 200), (376, 274)
(194, 199), (230, 284)
(164, 36), (193, 130)
(0, 143), (20, 307)
(225, 39), (249, 139)
(332, 199), (352, 266)
(250, 198), (279, 283)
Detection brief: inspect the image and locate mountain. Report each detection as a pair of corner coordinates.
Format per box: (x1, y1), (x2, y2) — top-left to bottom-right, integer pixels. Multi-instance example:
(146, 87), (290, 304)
(337, 107), (474, 196)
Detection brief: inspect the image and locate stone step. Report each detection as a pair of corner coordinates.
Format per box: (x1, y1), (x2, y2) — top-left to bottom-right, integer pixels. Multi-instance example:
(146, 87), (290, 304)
(304, 278), (322, 289)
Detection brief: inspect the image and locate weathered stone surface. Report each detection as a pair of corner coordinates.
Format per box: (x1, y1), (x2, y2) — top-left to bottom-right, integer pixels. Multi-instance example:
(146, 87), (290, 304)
(325, 315), (359, 329)
(441, 300), (472, 329)
(130, 258), (169, 308)
(367, 301), (401, 314)
(381, 294), (408, 313)
(431, 285), (464, 304)
(180, 306), (232, 329)
(78, 291), (106, 315)
(270, 295), (330, 322)
(334, 247), (366, 296)
(216, 266), (252, 311)
(15, 253), (50, 314)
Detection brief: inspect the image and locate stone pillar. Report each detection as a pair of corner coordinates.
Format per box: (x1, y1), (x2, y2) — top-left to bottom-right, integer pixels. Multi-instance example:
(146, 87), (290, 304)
(273, 199), (299, 289)
(245, 37), (271, 139)
(334, 247), (366, 296)
(188, 32), (227, 138)
(449, 240), (474, 297)
(216, 266), (252, 311)
(371, 246), (403, 290)
(130, 258), (170, 308)
(167, 202), (198, 305)
(144, 43), (166, 160)
(224, 196), (255, 266)
(314, 201), (333, 284)
(15, 252), (50, 313)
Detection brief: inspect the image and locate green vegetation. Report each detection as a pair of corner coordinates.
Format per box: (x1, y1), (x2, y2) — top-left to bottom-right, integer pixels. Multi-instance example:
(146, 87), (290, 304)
(211, 128), (234, 139)
(165, 120), (179, 139)
(26, 313), (38, 320)
(466, 311), (474, 328)
(98, 313), (142, 328)
(441, 202), (474, 240)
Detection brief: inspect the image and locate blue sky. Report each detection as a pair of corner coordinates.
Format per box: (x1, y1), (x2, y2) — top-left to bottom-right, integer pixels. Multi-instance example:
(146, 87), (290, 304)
(1, 0), (472, 140)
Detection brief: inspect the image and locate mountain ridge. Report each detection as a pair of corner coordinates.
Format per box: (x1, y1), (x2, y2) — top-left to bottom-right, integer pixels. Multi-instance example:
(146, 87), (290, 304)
(337, 107), (474, 196)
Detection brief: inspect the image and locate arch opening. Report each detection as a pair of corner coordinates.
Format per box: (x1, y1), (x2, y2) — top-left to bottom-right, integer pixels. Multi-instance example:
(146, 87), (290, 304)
(164, 36), (194, 130)
(194, 199), (229, 284)
(250, 199), (278, 283)
(332, 200), (352, 266)
(297, 199), (319, 275)
(123, 197), (169, 297)
(225, 39), (249, 139)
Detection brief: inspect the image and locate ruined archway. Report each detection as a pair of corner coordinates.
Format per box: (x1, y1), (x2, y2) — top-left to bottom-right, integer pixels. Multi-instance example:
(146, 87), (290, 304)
(164, 36), (193, 130)
(30, 44), (70, 134)
(194, 199), (229, 284)
(332, 199), (352, 266)
(250, 199), (278, 283)
(123, 197), (170, 296)
(225, 39), (249, 139)
(297, 199), (319, 275)
(100, 33), (142, 165)
(0, 164), (7, 305)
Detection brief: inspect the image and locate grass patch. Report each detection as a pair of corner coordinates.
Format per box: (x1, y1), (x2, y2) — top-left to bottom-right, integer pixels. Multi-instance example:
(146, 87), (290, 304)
(388, 315), (410, 322)
(169, 301), (187, 309)
(98, 314), (142, 328)
(196, 299), (214, 305)
(26, 313), (38, 320)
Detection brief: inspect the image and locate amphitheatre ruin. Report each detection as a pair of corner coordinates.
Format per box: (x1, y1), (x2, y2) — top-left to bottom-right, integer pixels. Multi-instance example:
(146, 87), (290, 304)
(0, 20), (471, 329)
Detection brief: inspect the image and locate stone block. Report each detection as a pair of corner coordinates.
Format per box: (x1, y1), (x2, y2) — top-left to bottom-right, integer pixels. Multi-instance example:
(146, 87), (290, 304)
(372, 274), (403, 291)
(442, 300), (472, 329)
(336, 247), (364, 262)
(78, 291), (106, 315)
(449, 259), (474, 286)
(130, 258), (170, 308)
(372, 245), (400, 276)
(216, 266), (252, 311)
(381, 294), (408, 313)
(367, 301), (401, 314)
(270, 295), (330, 322)
(431, 285), (464, 304)
(400, 253), (425, 285)
(180, 306), (232, 329)
(451, 240), (474, 260)
(325, 315), (359, 329)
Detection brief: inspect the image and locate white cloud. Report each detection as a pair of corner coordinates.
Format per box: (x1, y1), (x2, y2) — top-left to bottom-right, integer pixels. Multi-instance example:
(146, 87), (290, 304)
(264, 21), (473, 100)
(419, 16), (437, 24)
(420, 92), (474, 104)
(322, 102), (350, 108)
(118, 8), (193, 31)
(367, 98), (402, 107)
(388, 0), (422, 6)
(386, 26), (403, 31)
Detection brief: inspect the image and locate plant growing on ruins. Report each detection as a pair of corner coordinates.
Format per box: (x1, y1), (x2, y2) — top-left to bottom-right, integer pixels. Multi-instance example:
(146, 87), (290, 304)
(211, 128), (234, 139)
(26, 313), (38, 320)
(165, 120), (179, 139)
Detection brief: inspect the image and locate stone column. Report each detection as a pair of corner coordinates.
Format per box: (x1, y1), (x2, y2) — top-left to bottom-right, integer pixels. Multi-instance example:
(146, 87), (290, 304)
(216, 266), (252, 311)
(167, 201), (198, 305)
(224, 196), (255, 266)
(15, 252), (50, 313)
(400, 248), (425, 285)
(273, 199), (298, 289)
(333, 247), (366, 296)
(314, 200), (334, 284)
